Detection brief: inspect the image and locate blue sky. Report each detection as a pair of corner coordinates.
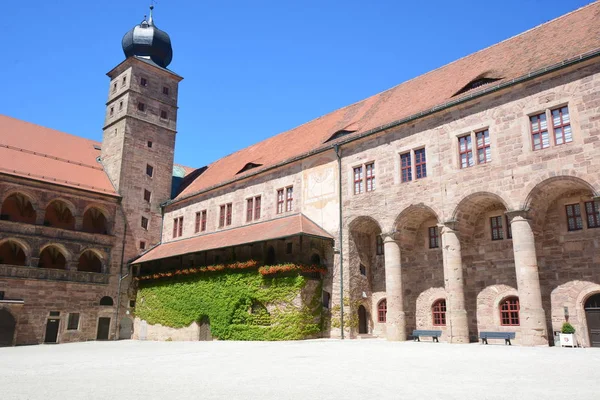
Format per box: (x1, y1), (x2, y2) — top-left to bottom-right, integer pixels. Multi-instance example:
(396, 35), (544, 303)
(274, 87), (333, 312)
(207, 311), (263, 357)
(1, 0), (591, 168)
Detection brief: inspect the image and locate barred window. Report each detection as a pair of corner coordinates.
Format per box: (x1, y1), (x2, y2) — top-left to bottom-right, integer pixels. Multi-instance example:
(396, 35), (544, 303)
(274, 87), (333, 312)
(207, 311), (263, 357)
(585, 200), (600, 229)
(428, 226), (439, 248)
(491, 216), (504, 240)
(500, 297), (520, 326)
(432, 299), (446, 326)
(566, 203), (583, 231)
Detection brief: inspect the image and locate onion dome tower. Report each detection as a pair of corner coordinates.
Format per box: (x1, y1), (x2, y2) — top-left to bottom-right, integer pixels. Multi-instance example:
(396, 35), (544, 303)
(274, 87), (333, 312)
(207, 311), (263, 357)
(121, 5), (173, 68)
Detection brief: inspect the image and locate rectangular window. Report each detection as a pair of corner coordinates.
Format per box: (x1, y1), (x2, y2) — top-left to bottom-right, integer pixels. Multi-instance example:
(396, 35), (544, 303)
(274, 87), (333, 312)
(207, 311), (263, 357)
(112, 83), (117, 93)
(122, 76), (127, 86)
(147, 141), (153, 148)
(359, 264), (367, 276)
(146, 164), (154, 177)
(173, 216), (183, 238)
(119, 101), (123, 111)
(366, 163), (375, 192)
(139, 241), (146, 250)
(143, 189), (151, 202)
(254, 196), (261, 220)
(201, 210), (207, 232)
(506, 215), (512, 239)
(530, 113), (549, 150)
(285, 187), (293, 212)
(109, 106), (114, 116)
(225, 203), (232, 226)
(137, 102), (146, 112)
(286, 242), (293, 254)
(552, 106), (572, 145)
(140, 77), (148, 86)
(476, 129), (491, 164)
(195, 212), (201, 233)
(459, 135), (473, 168)
(141, 216), (148, 230)
(67, 313), (80, 330)
(322, 291), (331, 309)
(353, 166), (363, 194)
(376, 235), (384, 255)
(400, 153), (412, 182)
(219, 205), (225, 227)
(163, 86), (169, 95)
(428, 226), (439, 248)
(585, 200), (600, 229)
(246, 198), (254, 222)
(277, 189), (284, 214)
(414, 148), (426, 179)
(566, 203), (583, 231)
(491, 216), (504, 240)
(160, 110), (168, 119)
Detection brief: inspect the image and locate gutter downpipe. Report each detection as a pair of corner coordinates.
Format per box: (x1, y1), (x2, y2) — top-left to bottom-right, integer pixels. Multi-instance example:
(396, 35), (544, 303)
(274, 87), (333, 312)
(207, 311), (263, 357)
(334, 144), (344, 339)
(114, 202), (128, 340)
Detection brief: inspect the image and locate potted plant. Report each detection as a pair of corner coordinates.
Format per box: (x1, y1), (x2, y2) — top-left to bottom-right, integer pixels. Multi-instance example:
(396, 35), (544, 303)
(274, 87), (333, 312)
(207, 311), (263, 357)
(559, 322), (576, 347)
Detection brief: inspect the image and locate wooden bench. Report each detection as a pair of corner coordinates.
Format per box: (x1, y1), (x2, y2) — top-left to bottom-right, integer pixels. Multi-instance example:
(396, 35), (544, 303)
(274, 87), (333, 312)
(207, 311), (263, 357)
(479, 331), (516, 345)
(412, 330), (442, 342)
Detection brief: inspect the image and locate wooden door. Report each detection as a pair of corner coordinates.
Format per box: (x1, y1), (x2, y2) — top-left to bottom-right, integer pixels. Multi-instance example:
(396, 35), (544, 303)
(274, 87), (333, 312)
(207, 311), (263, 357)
(358, 305), (368, 334)
(44, 318), (59, 343)
(0, 309), (16, 347)
(586, 310), (600, 347)
(97, 317), (111, 340)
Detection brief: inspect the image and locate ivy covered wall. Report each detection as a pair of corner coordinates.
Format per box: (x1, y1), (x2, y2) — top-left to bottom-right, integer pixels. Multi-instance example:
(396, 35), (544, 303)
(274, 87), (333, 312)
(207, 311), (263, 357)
(134, 268), (323, 341)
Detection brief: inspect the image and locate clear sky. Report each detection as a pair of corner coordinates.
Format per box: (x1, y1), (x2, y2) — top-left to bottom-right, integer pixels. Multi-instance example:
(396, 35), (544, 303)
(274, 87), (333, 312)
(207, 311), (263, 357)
(1, 0), (592, 169)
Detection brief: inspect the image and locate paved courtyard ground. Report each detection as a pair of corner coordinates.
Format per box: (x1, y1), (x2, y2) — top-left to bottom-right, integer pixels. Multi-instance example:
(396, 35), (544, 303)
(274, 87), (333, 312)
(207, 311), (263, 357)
(1, 340), (599, 400)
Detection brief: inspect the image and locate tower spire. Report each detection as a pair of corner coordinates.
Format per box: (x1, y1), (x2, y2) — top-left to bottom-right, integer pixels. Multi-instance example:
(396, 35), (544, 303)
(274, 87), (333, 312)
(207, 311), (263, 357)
(148, 4), (155, 26)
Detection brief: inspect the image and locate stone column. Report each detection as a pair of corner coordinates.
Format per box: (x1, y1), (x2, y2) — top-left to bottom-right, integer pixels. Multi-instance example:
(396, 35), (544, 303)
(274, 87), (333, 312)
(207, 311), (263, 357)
(382, 233), (406, 341)
(506, 210), (548, 346)
(439, 221), (469, 343)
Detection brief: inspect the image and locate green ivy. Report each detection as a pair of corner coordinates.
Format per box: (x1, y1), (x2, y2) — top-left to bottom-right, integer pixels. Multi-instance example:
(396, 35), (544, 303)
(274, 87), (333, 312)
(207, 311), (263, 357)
(135, 270), (323, 341)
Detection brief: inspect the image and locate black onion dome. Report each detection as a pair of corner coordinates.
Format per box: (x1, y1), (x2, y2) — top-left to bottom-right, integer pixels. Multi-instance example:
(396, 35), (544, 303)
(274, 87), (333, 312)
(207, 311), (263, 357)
(122, 6), (173, 68)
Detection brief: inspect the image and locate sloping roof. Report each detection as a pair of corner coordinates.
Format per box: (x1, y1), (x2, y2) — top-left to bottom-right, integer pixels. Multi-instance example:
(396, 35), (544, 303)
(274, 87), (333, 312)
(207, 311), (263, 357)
(0, 115), (118, 196)
(175, 2), (600, 201)
(132, 213), (334, 264)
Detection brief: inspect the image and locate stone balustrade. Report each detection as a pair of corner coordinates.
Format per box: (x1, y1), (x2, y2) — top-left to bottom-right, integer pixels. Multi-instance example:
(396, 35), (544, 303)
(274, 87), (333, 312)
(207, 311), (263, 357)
(0, 264), (109, 285)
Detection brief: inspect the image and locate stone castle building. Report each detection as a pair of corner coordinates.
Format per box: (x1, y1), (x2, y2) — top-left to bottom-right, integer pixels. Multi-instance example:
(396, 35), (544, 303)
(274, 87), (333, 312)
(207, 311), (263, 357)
(2, 4), (600, 346)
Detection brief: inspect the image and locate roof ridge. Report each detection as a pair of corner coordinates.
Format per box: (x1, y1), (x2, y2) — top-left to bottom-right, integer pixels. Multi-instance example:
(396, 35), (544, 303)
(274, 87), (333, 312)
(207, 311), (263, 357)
(0, 143), (103, 171)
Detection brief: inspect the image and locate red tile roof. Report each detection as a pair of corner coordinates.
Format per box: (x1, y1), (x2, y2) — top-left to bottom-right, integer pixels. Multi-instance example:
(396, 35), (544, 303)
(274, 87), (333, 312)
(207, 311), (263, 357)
(175, 3), (600, 201)
(0, 115), (118, 196)
(133, 213), (334, 264)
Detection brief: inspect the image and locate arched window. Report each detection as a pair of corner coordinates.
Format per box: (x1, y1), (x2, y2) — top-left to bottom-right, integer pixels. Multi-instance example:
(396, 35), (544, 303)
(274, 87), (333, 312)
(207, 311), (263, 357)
(0, 193), (36, 224)
(0, 240), (27, 266)
(377, 299), (387, 323)
(432, 299), (447, 326)
(44, 201), (75, 230)
(499, 296), (520, 326)
(77, 251), (102, 273)
(99, 296), (114, 306)
(82, 208), (109, 234)
(310, 253), (321, 266)
(38, 246), (67, 270)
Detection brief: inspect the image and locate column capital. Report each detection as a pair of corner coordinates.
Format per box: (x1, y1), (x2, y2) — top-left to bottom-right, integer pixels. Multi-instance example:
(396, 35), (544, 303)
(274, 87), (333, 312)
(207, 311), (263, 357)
(380, 231), (398, 242)
(505, 209), (531, 221)
(438, 220), (458, 232)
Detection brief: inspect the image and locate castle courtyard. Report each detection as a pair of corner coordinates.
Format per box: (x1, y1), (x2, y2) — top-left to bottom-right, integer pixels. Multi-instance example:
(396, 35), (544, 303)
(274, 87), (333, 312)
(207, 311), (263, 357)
(1, 340), (598, 399)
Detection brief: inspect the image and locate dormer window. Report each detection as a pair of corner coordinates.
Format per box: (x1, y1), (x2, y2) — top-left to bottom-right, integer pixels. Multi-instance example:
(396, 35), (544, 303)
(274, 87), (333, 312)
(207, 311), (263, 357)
(325, 129), (357, 143)
(453, 73), (502, 97)
(237, 162), (263, 174)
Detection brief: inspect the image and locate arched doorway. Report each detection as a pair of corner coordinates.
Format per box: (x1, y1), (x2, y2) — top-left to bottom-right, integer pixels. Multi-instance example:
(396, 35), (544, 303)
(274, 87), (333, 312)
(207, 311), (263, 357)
(77, 250), (102, 273)
(0, 309), (16, 347)
(82, 208), (109, 234)
(0, 240), (27, 266)
(585, 294), (600, 347)
(198, 316), (212, 341)
(358, 305), (368, 334)
(38, 246), (67, 270)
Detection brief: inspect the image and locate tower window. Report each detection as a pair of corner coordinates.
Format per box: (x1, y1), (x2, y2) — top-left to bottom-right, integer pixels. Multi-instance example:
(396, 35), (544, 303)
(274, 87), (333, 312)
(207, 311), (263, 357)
(163, 86), (169, 95)
(122, 76), (127, 86)
(143, 189), (151, 202)
(160, 110), (168, 119)
(139, 241), (146, 250)
(141, 216), (149, 230)
(147, 141), (153, 148)
(109, 107), (114, 116)
(137, 102), (146, 112)
(119, 101), (123, 111)
(146, 164), (154, 177)
(112, 83), (117, 93)
(140, 77), (148, 87)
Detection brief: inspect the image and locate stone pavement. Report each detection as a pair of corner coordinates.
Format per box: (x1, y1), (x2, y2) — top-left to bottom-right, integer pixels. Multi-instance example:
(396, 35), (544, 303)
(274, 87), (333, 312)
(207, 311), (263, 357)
(1, 340), (599, 400)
